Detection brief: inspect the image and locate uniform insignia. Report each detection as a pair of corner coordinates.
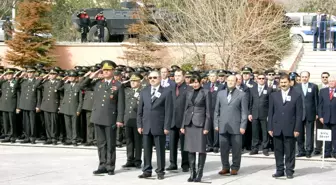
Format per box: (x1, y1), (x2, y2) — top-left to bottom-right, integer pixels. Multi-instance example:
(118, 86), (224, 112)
(74, 93), (77, 96)
(55, 90), (57, 92)
(111, 86), (118, 91)
(134, 92), (139, 98)
(155, 92), (161, 98)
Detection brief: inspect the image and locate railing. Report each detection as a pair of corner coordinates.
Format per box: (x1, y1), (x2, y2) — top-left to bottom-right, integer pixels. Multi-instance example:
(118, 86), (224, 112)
(289, 44), (304, 72)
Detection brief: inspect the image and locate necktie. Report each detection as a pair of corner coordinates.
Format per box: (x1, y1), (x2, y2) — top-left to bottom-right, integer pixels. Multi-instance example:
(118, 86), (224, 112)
(151, 88), (156, 101)
(227, 91), (232, 102)
(268, 81), (271, 87)
(258, 86), (262, 96)
(105, 81), (109, 88)
(283, 92), (287, 103)
(176, 85), (180, 96)
(210, 83), (214, 92)
(330, 89), (333, 100)
(303, 84), (307, 96)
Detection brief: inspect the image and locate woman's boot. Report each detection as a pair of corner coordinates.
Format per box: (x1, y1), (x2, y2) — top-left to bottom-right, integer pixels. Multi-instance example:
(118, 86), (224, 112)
(187, 152), (196, 182)
(194, 153), (206, 182)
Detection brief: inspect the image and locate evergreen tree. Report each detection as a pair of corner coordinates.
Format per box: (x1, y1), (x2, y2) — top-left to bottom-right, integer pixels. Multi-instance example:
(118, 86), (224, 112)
(5, 0), (55, 67)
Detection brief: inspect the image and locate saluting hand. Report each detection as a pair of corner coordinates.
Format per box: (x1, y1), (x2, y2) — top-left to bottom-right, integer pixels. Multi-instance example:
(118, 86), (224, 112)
(137, 128), (143, 134)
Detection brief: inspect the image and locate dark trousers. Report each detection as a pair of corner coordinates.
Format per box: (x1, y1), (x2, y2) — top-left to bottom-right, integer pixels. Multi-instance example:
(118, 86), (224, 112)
(37, 112), (46, 139)
(219, 133), (242, 171)
(3, 111), (16, 140)
(44, 111), (58, 142)
(323, 124), (336, 155)
(143, 132), (166, 175)
(22, 110), (36, 141)
(58, 113), (66, 141)
(125, 126), (142, 165)
(242, 121), (252, 150)
(313, 29), (326, 50)
(95, 124), (116, 172)
(315, 119), (324, 152)
(116, 126), (125, 145)
(251, 118), (269, 151)
(85, 111), (95, 143)
(273, 133), (296, 175)
(80, 26), (89, 42)
(97, 25), (104, 42)
(64, 114), (78, 143)
(206, 117), (219, 149)
(169, 127), (189, 169)
(297, 120), (314, 154)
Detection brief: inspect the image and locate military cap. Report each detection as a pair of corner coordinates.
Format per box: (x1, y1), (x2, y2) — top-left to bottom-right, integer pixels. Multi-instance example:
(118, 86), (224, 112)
(289, 72), (299, 77)
(101, 60), (117, 70)
(35, 63), (44, 69)
(169, 71), (175, 77)
(54, 66), (62, 72)
(90, 66), (99, 72)
(4, 68), (15, 74)
(208, 70), (218, 75)
(130, 73), (143, 81)
(113, 70), (122, 76)
(81, 66), (89, 72)
(185, 71), (193, 77)
(77, 71), (86, 76)
(49, 68), (58, 74)
(125, 67), (135, 73)
(26, 66), (36, 73)
(95, 63), (102, 69)
(231, 71), (238, 75)
(144, 66), (152, 72)
(118, 65), (126, 68)
(217, 69), (227, 76)
(74, 66), (82, 71)
(171, 65), (180, 71)
(67, 70), (78, 77)
(241, 66), (253, 73)
(136, 67), (145, 73)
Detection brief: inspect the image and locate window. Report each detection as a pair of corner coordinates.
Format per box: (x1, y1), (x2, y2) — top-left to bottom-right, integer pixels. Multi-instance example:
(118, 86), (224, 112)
(287, 15), (300, 26)
(303, 15), (313, 26)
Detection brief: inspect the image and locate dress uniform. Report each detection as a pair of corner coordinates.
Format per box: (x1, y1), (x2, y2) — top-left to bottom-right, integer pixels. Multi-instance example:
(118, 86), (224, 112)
(18, 67), (42, 144)
(0, 68), (20, 143)
(122, 73), (143, 168)
(38, 69), (62, 145)
(82, 60), (125, 175)
(59, 70), (83, 146)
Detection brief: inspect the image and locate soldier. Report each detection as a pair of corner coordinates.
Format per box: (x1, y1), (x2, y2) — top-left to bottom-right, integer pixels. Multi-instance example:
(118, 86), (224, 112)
(95, 12), (106, 42)
(81, 66), (99, 146)
(58, 70), (83, 146)
(0, 68), (20, 143)
(35, 70), (47, 140)
(38, 68), (62, 145)
(2, 16), (13, 41)
(17, 67), (43, 144)
(82, 60), (125, 175)
(122, 73), (143, 168)
(77, 9), (91, 42)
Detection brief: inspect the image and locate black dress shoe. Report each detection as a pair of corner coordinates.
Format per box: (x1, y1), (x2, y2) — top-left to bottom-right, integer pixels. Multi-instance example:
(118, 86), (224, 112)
(108, 171), (115, 175)
(263, 150), (269, 156)
(93, 169), (108, 174)
(73, 143), (78, 147)
(116, 144), (123, 148)
(182, 168), (189, 172)
(323, 154), (332, 158)
(52, 141), (57, 145)
(206, 147), (213, 152)
(135, 164), (142, 169)
(166, 165), (177, 171)
(157, 174), (164, 180)
(63, 142), (72, 145)
(314, 151), (321, 155)
(31, 140), (36, 144)
(1, 139), (10, 143)
(122, 163), (136, 168)
(296, 153), (305, 157)
(287, 174), (294, 179)
(138, 172), (152, 178)
(249, 150), (258, 155)
(272, 173), (285, 178)
(43, 140), (52, 145)
(84, 142), (93, 146)
(20, 139), (30, 144)
(306, 153), (312, 158)
(10, 140), (16, 143)
(213, 147), (219, 153)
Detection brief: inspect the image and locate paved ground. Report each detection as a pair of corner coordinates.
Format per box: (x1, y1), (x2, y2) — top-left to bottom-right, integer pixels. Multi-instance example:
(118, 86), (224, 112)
(0, 144), (335, 185)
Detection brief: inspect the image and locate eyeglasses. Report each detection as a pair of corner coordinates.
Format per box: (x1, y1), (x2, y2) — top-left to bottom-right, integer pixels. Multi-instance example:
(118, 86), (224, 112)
(148, 76), (158, 80)
(322, 76), (329, 79)
(268, 73), (274, 76)
(258, 78), (265, 80)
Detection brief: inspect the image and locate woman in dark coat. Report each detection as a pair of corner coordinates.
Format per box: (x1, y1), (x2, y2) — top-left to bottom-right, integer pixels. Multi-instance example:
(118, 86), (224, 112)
(181, 74), (211, 182)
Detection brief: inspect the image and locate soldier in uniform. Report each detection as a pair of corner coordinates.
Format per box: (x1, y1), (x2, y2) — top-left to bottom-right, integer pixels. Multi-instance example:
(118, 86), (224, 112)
(17, 67), (43, 144)
(95, 12), (106, 42)
(0, 68), (20, 143)
(77, 9), (91, 42)
(58, 70), (83, 146)
(2, 16), (13, 41)
(82, 60), (125, 175)
(38, 68), (62, 145)
(122, 73), (143, 168)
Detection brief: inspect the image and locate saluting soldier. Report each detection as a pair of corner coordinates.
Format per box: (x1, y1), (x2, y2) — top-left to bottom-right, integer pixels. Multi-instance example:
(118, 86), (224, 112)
(82, 60), (125, 175)
(17, 67), (43, 144)
(38, 68), (62, 145)
(122, 73), (143, 169)
(0, 68), (21, 143)
(58, 70), (83, 146)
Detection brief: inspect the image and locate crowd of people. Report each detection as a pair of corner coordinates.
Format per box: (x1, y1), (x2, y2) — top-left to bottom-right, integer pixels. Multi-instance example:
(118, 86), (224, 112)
(0, 61), (335, 181)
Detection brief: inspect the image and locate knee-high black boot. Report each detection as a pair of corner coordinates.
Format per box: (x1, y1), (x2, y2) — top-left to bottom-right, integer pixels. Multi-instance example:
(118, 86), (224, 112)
(195, 153), (206, 182)
(187, 152), (196, 182)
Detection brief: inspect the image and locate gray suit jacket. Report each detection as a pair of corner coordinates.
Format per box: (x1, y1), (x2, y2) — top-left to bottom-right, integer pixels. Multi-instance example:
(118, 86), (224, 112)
(214, 89), (248, 135)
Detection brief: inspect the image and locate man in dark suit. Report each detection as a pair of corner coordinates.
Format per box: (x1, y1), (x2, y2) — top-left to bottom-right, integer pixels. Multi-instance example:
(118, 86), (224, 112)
(137, 70), (173, 180)
(318, 76), (336, 158)
(265, 69), (279, 90)
(268, 74), (303, 179)
(203, 70), (225, 153)
(122, 73), (143, 168)
(214, 75), (248, 176)
(248, 72), (271, 156)
(295, 71), (319, 158)
(82, 60), (125, 175)
(311, 8), (327, 51)
(166, 69), (191, 172)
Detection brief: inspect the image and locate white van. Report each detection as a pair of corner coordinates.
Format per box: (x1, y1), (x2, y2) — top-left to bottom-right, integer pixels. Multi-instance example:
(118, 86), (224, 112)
(286, 12), (336, 43)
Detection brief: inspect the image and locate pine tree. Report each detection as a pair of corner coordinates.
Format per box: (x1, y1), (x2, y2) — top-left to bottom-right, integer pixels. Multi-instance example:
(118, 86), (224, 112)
(5, 0), (55, 67)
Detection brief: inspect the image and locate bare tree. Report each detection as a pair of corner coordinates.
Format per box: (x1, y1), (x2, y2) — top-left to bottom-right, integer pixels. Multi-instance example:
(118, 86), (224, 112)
(0, 0), (17, 19)
(152, 0), (292, 71)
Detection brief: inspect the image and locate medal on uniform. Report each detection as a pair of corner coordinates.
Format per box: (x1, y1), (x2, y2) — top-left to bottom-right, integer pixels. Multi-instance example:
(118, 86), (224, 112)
(74, 93), (77, 96)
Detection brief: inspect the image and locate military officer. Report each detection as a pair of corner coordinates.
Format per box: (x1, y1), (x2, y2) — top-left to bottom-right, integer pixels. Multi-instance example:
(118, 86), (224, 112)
(2, 16), (13, 41)
(122, 73), (143, 169)
(58, 70), (83, 146)
(82, 60), (125, 175)
(38, 68), (62, 145)
(17, 67), (43, 144)
(0, 68), (20, 143)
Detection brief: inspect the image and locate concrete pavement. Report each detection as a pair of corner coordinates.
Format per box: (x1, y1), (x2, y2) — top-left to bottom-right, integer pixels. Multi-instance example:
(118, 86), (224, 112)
(0, 145), (336, 185)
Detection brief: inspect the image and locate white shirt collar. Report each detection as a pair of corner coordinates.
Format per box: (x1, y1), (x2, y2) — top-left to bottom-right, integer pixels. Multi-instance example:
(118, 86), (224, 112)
(105, 79), (112, 84)
(282, 88), (290, 94)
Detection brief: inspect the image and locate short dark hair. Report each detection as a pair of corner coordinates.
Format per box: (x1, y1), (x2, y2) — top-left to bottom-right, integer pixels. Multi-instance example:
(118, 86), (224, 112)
(174, 69), (186, 76)
(321, 72), (330, 77)
(280, 74), (290, 81)
(190, 74), (202, 83)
